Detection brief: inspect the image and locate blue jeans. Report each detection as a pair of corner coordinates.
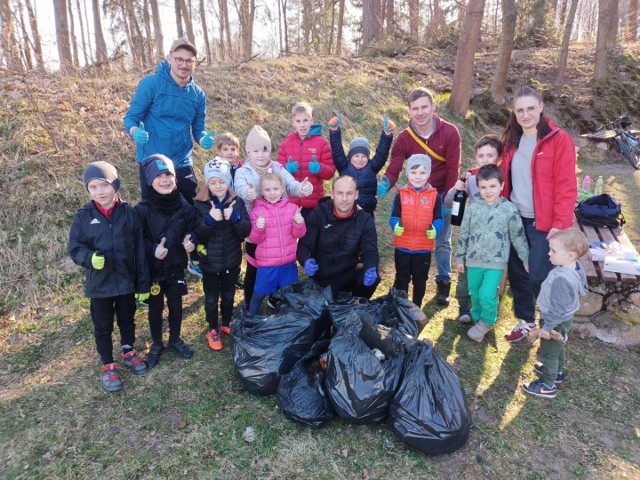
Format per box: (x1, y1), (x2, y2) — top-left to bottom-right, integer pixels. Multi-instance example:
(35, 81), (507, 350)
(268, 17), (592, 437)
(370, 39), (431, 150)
(435, 212), (452, 283)
(507, 217), (553, 323)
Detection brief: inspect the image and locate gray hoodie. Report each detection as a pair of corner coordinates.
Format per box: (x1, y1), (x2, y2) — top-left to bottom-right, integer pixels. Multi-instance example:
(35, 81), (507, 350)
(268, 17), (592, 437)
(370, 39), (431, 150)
(537, 263), (588, 332)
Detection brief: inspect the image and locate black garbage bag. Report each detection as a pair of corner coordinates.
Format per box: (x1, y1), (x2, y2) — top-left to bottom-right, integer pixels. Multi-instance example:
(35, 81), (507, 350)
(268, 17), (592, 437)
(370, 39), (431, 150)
(272, 279), (333, 319)
(388, 340), (471, 455)
(324, 319), (405, 424)
(276, 340), (335, 428)
(231, 307), (330, 395)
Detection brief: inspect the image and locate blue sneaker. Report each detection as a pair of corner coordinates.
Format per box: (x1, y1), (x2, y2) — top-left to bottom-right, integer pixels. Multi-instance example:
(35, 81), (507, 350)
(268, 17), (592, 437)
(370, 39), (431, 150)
(522, 379), (557, 399)
(188, 261), (203, 279)
(533, 362), (565, 385)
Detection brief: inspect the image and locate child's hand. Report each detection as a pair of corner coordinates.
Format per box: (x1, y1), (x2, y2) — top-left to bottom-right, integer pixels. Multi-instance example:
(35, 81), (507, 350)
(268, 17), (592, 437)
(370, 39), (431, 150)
(209, 201), (223, 221)
(293, 206), (304, 224)
(135, 292), (150, 303)
(524, 264), (530, 273)
(155, 237), (168, 260)
(308, 155), (321, 174)
(456, 263), (465, 273)
(182, 234), (195, 253)
(427, 226), (436, 239)
(285, 157), (299, 174)
(196, 244), (208, 256)
(383, 116), (395, 135)
(256, 213), (266, 229)
(539, 329), (551, 340)
(246, 182), (257, 202)
(454, 179), (466, 191)
(300, 177), (313, 196)
(91, 252), (105, 270)
(223, 200), (237, 220)
(393, 222), (404, 236)
(328, 114), (341, 131)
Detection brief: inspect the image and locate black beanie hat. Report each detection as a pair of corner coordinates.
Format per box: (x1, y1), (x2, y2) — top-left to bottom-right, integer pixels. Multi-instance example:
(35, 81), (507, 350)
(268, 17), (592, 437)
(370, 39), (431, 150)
(141, 154), (176, 187)
(83, 161), (120, 191)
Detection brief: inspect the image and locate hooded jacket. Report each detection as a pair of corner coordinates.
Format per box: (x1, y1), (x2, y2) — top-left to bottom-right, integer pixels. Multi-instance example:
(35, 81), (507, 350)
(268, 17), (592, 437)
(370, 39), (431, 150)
(277, 124), (335, 208)
(500, 118), (577, 232)
(69, 201), (150, 298)
(123, 61), (207, 169)
(537, 263), (588, 332)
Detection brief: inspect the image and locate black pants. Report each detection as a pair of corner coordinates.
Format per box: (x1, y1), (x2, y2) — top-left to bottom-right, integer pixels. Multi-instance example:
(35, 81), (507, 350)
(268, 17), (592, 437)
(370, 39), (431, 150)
(243, 242), (257, 308)
(393, 249), (432, 308)
(317, 265), (380, 300)
(90, 294), (137, 365)
(203, 266), (240, 331)
(148, 278), (187, 345)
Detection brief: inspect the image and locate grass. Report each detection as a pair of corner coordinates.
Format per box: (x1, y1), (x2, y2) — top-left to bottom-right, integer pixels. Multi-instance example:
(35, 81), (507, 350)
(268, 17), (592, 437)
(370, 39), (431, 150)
(2, 45), (640, 479)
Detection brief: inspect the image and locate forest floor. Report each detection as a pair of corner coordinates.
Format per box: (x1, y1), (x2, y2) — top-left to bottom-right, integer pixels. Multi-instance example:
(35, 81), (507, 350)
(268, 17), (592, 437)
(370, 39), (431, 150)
(0, 42), (639, 479)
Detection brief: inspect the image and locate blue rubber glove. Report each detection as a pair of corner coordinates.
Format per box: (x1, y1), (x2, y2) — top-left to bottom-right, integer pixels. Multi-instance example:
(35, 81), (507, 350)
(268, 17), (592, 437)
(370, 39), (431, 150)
(308, 155), (321, 174)
(201, 129), (216, 150)
(427, 226), (436, 239)
(286, 156), (299, 174)
(363, 267), (378, 287)
(377, 176), (390, 198)
(132, 122), (149, 145)
(304, 258), (319, 276)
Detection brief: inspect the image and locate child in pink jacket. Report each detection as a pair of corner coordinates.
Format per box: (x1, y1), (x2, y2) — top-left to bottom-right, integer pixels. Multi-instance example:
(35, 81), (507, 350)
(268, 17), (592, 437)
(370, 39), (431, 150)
(249, 171), (306, 314)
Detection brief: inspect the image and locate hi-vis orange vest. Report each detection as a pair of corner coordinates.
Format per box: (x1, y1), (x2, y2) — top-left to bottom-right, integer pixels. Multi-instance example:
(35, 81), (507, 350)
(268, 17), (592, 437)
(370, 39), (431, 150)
(395, 186), (439, 251)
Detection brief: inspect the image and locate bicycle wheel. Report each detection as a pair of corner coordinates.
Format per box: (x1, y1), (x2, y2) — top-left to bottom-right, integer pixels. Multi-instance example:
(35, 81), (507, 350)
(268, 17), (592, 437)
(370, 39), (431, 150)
(618, 137), (640, 170)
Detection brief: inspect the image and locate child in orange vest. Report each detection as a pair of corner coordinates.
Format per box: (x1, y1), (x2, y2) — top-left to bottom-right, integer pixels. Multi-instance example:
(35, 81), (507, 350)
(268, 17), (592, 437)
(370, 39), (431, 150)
(389, 154), (443, 308)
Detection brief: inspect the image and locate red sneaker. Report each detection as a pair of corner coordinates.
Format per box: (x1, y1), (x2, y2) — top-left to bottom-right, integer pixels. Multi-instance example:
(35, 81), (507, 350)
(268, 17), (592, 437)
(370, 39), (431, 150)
(220, 322), (232, 335)
(504, 320), (535, 343)
(206, 329), (223, 351)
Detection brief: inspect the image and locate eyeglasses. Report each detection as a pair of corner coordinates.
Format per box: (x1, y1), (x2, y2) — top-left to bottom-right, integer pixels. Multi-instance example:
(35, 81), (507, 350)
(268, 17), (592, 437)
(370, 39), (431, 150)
(171, 55), (195, 66)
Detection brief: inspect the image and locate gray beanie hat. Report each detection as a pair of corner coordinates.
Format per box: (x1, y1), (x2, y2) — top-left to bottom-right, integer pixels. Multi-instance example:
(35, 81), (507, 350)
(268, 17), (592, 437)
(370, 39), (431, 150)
(141, 154), (176, 187)
(348, 137), (370, 159)
(406, 154), (431, 177)
(204, 157), (232, 186)
(83, 161), (120, 191)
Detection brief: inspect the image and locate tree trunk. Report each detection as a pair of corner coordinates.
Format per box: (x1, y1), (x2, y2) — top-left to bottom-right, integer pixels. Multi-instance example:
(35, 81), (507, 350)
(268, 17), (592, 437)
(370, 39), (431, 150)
(594, 0), (609, 81)
(607, 0), (618, 45)
(385, 0), (394, 36)
(236, 0), (256, 59)
(175, 0), (184, 37)
(148, 0), (164, 60)
(67, 0), (79, 67)
(449, 0), (486, 116)
(142, 0), (154, 63)
(53, 0), (73, 70)
(199, 0), (212, 61)
(124, 0), (147, 66)
(75, 0), (90, 65)
(627, 0), (639, 40)
(177, 0), (196, 43)
(558, 0), (568, 26)
(223, 0), (232, 58)
(530, 0), (548, 45)
(362, 0), (382, 48)
(408, 0), (419, 38)
(555, 0), (578, 85)
(490, 0), (516, 103)
(302, 0), (311, 54)
(326, 0), (336, 54)
(80, 0), (94, 64)
(17, 2), (33, 69)
(336, 0), (345, 55)
(25, 0), (45, 71)
(91, 0), (108, 66)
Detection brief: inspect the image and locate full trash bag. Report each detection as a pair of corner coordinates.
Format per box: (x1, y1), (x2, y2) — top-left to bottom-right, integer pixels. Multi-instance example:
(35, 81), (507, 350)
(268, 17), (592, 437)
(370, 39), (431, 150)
(272, 279), (333, 319)
(324, 319), (405, 424)
(388, 340), (471, 455)
(276, 340), (335, 428)
(231, 307), (330, 395)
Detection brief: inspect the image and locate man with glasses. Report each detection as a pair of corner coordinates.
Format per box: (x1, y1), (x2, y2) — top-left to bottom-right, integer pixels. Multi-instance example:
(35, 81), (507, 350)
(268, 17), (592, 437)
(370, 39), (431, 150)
(124, 37), (215, 205)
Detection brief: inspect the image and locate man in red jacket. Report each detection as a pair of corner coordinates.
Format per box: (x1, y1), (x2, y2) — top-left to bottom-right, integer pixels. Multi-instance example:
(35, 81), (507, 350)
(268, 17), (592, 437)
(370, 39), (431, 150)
(378, 88), (461, 305)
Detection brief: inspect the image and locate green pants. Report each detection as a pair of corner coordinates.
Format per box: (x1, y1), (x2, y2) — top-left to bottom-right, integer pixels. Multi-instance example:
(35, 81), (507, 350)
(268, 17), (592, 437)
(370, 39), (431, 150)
(467, 267), (504, 326)
(539, 318), (572, 386)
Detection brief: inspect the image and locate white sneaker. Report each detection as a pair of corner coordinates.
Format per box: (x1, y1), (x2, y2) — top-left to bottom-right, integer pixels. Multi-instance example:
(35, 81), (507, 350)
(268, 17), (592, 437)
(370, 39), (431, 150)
(467, 320), (493, 342)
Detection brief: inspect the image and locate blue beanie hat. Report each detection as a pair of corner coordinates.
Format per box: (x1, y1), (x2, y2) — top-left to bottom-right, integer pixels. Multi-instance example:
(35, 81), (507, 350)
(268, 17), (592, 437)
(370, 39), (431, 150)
(141, 154), (176, 187)
(348, 137), (370, 159)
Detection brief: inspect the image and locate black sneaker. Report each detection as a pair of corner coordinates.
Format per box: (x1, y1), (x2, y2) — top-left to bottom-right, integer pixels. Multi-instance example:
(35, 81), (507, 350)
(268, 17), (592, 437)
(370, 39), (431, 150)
(168, 338), (195, 359)
(121, 350), (147, 375)
(533, 362), (565, 385)
(436, 280), (451, 306)
(146, 342), (165, 368)
(522, 379), (557, 399)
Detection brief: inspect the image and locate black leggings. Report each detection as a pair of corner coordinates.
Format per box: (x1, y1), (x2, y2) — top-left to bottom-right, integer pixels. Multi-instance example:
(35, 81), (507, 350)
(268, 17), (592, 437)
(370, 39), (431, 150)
(91, 294), (136, 365)
(393, 249), (432, 308)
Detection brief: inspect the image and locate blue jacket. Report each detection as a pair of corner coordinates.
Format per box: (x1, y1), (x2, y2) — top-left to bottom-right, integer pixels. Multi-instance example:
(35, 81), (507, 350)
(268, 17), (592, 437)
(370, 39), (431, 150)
(329, 128), (393, 213)
(123, 61), (207, 169)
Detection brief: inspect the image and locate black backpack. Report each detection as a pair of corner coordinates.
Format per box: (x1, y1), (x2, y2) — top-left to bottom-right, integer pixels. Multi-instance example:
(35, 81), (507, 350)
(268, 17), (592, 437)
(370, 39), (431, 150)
(575, 194), (625, 228)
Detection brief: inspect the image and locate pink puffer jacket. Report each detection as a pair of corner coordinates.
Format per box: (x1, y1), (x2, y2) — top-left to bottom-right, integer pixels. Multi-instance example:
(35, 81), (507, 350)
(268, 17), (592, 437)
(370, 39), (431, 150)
(249, 198), (307, 267)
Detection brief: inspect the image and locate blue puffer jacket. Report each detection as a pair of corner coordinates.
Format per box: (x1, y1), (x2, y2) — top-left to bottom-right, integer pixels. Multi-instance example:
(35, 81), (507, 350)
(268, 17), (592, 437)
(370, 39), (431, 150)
(329, 128), (393, 213)
(123, 61), (207, 169)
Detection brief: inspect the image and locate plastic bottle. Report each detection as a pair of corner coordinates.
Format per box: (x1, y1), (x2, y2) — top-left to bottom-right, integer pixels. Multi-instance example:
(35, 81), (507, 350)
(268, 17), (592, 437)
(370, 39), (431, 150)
(450, 176), (468, 227)
(594, 176), (604, 195)
(581, 175), (592, 193)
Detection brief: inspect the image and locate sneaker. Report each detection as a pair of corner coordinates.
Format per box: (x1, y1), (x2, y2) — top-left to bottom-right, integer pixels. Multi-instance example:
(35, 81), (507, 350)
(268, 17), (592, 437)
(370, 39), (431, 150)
(100, 363), (123, 392)
(121, 350), (147, 375)
(533, 362), (565, 385)
(187, 261), (203, 279)
(504, 319), (536, 343)
(169, 338), (195, 358)
(436, 280), (451, 306)
(220, 322), (232, 335)
(522, 379), (557, 399)
(457, 311), (472, 323)
(206, 329), (223, 350)
(467, 320), (493, 342)
(146, 342), (165, 368)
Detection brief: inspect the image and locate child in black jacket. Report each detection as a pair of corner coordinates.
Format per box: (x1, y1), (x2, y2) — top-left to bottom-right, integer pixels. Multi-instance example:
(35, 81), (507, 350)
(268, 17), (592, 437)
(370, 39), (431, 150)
(194, 158), (250, 351)
(135, 154), (199, 366)
(69, 161), (150, 392)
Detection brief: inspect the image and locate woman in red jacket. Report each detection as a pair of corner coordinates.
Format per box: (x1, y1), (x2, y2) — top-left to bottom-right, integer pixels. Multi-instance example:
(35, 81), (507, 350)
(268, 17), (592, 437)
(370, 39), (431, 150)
(500, 86), (577, 343)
